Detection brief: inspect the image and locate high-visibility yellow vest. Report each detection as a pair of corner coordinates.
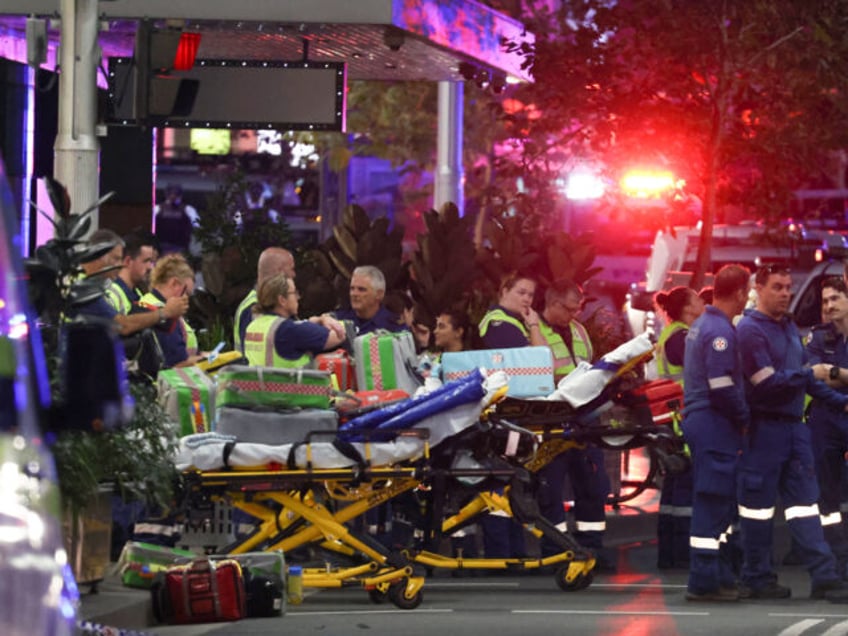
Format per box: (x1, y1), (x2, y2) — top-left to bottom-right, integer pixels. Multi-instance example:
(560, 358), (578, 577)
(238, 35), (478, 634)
(104, 280), (133, 315)
(539, 319), (593, 383)
(656, 321), (688, 385)
(244, 314), (312, 368)
(478, 308), (528, 339)
(233, 289), (258, 353)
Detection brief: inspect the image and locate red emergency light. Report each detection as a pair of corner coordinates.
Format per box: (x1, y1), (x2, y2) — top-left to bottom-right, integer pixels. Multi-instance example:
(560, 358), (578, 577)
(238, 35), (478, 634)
(172, 32), (201, 71)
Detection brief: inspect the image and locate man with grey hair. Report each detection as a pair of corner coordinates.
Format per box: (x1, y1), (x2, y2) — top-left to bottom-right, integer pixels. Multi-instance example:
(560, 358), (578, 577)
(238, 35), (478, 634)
(334, 265), (407, 335)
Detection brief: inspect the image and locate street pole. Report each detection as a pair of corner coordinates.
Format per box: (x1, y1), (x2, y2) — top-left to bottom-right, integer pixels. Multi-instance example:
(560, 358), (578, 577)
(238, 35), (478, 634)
(54, 0), (100, 229)
(434, 80), (464, 215)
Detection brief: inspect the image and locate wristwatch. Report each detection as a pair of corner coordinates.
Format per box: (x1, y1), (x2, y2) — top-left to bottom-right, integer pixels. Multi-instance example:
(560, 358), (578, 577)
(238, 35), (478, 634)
(157, 307), (167, 325)
(830, 366), (841, 381)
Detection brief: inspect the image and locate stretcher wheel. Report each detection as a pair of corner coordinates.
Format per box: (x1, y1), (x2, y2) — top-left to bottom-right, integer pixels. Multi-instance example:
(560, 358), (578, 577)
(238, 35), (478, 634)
(554, 567), (593, 592)
(607, 446), (660, 507)
(368, 588), (389, 604)
(388, 580), (423, 610)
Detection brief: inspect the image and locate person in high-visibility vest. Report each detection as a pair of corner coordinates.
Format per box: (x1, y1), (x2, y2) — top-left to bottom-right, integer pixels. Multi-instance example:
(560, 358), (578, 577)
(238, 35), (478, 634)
(654, 286), (705, 570)
(244, 273), (345, 368)
(477, 273), (544, 559)
(104, 230), (157, 314)
(139, 254), (204, 369)
(233, 247), (296, 354)
(536, 280), (613, 569)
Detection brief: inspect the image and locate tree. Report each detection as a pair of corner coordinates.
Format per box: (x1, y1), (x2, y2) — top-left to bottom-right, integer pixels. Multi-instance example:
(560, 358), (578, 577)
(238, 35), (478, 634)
(510, 0), (848, 288)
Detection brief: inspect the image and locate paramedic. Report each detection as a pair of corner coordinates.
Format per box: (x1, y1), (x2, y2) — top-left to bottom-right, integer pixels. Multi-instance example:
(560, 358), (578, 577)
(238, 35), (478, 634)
(536, 280), (613, 569)
(335, 265), (407, 336)
(804, 276), (848, 578)
(654, 286), (704, 569)
(244, 272), (345, 368)
(477, 272), (543, 558)
(479, 272), (546, 349)
(77, 230), (186, 336)
(682, 264), (749, 601)
(139, 254), (205, 368)
(736, 264), (848, 601)
(233, 247), (296, 353)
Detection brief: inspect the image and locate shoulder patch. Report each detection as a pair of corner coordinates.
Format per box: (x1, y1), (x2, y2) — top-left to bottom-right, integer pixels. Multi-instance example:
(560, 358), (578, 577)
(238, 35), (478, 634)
(712, 336), (728, 352)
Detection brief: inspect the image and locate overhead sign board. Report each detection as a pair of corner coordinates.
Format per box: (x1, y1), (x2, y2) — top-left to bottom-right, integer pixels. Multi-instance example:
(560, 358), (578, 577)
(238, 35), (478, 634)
(107, 58), (346, 131)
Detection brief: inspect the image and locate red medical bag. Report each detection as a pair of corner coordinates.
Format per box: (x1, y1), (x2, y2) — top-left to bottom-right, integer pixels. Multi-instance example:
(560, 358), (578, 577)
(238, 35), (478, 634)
(153, 558), (246, 624)
(316, 349), (357, 391)
(619, 379), (683, 426)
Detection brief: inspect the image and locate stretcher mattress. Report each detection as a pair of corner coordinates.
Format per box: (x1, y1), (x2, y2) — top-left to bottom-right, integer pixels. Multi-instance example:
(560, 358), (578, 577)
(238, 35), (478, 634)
(176, 369), (503, 472)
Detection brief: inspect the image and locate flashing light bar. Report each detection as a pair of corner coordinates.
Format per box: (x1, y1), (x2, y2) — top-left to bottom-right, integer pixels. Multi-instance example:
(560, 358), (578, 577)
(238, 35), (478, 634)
(621, 169), (676, 198)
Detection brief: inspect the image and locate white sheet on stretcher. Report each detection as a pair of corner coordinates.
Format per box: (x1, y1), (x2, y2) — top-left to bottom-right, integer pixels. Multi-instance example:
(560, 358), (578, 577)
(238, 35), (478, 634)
(176, 373), (506, 472)
(546, 333), (654, 407)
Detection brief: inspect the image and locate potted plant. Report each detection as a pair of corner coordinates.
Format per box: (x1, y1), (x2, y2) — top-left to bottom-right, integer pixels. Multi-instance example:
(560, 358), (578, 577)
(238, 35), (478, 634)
(25, 178), (179, 588)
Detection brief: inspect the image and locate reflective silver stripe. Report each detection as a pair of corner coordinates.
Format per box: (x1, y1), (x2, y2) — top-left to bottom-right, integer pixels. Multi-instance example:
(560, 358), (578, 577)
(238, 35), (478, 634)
(750, 366), (775, 385)
(841, 502), (848, 513)
(672, 506), (693, 517)
(821, 512), (842, 526)
(454, 529), (467, 537)
(659, 504), (673, 514)
(554, 522), (568, 532)
(575, 520), (606, 532)
(738, 505), (775, 520)
(134, 523), (178, 537)
(708, 376), (734, 389)
(489, 509), (511, 518)
(785, 504), (820, 520)
(690, 536), (721, 550)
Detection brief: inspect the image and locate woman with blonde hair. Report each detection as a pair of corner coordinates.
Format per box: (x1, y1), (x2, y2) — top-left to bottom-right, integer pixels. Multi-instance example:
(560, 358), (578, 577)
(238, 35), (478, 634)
(140, 253), (204, 368)
(244, 272), (346, 368)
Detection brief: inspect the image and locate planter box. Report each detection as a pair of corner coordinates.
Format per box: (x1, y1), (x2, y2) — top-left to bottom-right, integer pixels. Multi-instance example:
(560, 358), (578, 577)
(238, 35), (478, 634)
(63, 488), (112, 590)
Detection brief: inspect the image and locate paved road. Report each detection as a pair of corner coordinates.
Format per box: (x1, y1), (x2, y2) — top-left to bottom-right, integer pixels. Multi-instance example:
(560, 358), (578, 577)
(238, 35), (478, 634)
(98, 532), (848, 636)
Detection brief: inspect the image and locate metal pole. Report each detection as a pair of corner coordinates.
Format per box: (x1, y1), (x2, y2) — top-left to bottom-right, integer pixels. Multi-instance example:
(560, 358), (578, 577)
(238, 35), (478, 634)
(54, 0), (100, 229)
(434, 80), (464, 215)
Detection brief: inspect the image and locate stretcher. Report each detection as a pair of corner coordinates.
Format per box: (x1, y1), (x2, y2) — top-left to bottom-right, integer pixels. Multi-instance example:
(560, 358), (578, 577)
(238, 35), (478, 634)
(175, 336), (682, 606)
(177, 369), (600, 606)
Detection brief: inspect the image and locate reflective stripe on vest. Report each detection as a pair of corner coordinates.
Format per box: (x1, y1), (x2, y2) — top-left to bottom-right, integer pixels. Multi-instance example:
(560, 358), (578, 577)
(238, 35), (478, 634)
(539, 319), (592, 382)
(244, 314), (312, 369)
(233, 289), (258, 353)
(656, 321), (687, 384)
(478, 309), (528, 339)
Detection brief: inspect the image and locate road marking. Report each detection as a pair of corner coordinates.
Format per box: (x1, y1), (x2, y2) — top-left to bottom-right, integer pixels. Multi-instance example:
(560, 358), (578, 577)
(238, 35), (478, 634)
(512, 610), (709, 616)
(288, 609), (454, 616)
(776, 619), (825, 636)
(821, 619), (848, 636)
(771, 615), (848, 619)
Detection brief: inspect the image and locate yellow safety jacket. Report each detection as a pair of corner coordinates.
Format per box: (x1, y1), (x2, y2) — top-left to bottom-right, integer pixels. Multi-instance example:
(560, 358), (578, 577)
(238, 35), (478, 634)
(656, 321), (688, 385)
(538, 319), (593, 383)
(104, 280), (133, 315)
(233, 289), (258, 353)
(478, 308), (528, 340)
(244, 314), (312, 368)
